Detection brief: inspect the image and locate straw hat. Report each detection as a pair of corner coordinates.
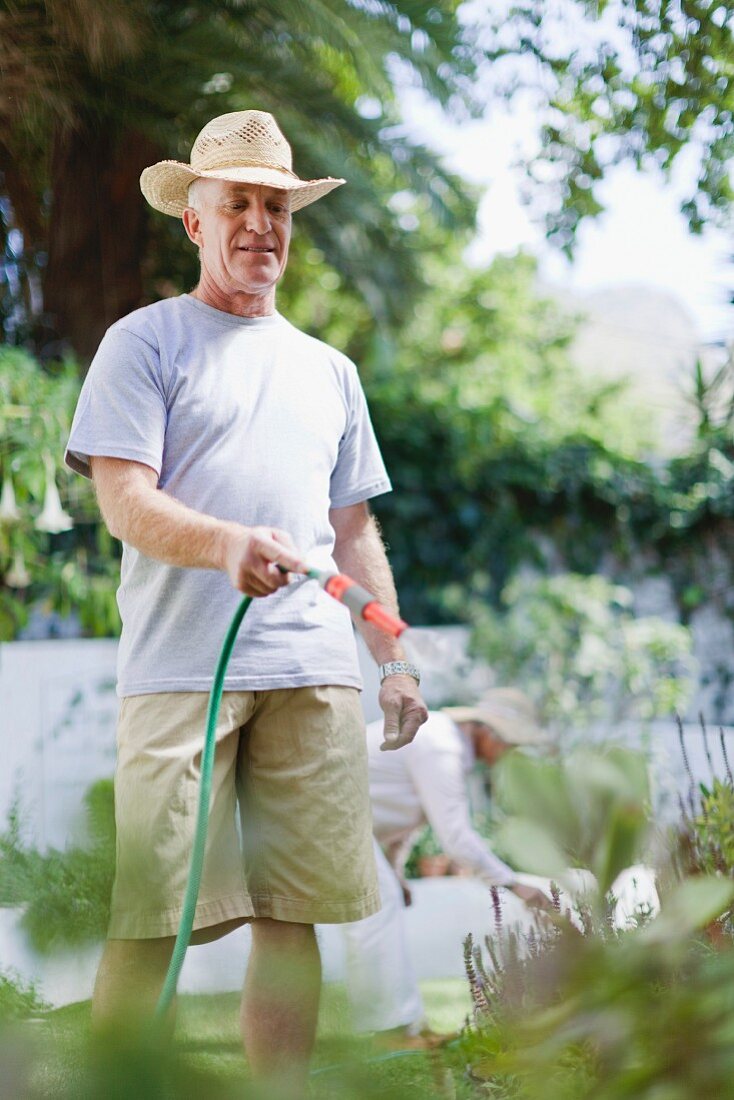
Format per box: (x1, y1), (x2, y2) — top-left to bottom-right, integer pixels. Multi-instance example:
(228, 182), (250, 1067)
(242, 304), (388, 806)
(140, 110), (346, 217)
(442, 688), (548, 745)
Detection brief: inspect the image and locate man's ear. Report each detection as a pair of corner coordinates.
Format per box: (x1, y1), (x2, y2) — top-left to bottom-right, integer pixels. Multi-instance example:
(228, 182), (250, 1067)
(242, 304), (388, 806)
(182, 207), (202, 247)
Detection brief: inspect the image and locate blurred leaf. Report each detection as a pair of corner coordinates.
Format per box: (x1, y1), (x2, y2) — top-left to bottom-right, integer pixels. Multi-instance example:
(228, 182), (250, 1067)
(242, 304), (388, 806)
(494, 751), (580, 851)
(641, 876), (734, 945)
(594, 801), (649, 897)
(496, 818), (567, 880)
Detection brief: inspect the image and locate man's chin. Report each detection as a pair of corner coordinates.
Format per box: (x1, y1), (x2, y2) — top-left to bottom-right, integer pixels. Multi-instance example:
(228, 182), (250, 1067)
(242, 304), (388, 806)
(226, 275), (279, 297)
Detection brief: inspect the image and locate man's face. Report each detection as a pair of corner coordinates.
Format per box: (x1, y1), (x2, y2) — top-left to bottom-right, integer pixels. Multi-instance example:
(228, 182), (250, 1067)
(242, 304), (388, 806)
(183, 179), (291, 298)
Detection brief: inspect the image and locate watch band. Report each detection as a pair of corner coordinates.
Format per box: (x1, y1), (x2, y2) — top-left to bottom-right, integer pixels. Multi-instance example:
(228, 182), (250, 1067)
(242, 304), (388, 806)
(378, 660), (420, 685)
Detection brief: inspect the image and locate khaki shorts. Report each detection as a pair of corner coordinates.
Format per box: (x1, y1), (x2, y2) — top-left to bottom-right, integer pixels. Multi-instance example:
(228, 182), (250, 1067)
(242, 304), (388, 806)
(109, 686), (379, 939)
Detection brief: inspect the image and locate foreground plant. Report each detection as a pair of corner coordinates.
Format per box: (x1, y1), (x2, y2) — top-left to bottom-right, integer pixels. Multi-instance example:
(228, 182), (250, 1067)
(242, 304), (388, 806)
(459, 743), (734, 1098)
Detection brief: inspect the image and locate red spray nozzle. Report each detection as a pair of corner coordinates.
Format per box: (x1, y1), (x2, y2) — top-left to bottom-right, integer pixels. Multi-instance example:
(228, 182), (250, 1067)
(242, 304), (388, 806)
(318, 572), (408, 637)
(362, 600), (408, 638)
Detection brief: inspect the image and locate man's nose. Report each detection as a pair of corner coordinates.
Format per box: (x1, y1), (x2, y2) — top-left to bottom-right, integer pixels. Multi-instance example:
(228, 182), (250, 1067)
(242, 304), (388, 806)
(245, 202), (271, 235)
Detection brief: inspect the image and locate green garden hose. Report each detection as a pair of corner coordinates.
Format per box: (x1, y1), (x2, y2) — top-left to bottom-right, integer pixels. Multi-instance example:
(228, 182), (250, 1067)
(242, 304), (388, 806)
(155, 592), (253, 1019)
(154, 566), (408, 1021)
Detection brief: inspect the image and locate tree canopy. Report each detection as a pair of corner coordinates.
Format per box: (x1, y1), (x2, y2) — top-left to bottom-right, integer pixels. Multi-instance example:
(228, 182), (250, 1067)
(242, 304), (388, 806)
(478, 0), (734, 252)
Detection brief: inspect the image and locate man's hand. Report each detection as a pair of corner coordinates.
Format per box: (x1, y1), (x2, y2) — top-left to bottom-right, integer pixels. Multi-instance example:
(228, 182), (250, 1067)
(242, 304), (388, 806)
(379, 674), (428, 751)
(223, 525), (307, 597)
(510, 883), (553, 911)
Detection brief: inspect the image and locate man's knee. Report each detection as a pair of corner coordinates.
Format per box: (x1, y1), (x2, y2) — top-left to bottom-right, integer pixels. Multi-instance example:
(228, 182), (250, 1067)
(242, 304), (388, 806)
(250, 918), (316, 950)
(102, 935), (176, 968)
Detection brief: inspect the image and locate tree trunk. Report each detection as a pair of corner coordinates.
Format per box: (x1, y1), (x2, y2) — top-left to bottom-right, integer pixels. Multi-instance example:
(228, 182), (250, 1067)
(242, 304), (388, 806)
(43, 120), (159, 372)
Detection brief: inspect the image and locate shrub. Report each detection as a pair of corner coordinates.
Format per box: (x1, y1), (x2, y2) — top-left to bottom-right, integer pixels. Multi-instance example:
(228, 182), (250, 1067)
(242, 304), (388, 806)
(0, 780), (115, 951)
(0, 797), (43, 906)
(0, 969), (47, 1022)
(675, 718), (734, 940)
(458, 572), (695, 735)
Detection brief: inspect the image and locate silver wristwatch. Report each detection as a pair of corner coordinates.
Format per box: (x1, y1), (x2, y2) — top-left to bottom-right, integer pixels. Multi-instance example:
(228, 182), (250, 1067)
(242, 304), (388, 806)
(378, 660), (421, 685)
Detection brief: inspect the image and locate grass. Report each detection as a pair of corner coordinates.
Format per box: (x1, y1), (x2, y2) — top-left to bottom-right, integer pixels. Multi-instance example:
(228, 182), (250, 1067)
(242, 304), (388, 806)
(18, 980), (475, 1099)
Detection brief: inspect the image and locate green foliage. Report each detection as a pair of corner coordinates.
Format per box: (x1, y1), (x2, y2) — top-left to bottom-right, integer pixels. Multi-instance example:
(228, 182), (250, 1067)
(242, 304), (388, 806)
(493, 745), (651, 897)
(677, 721), (734, 887)
(336, 249), (733, 628)
(0, 780), (116, 952)
(0, 969), (47, 1023)
(695, 779), (734, 874)
(482, 0), (734, 251)
(364, 251), (673, 623)
(640, 875), (734, 946)
(460, 572), (694, 732)
(460, 739), (734, 1099)
(0, 796), (42, 906)
(462, 925), (734, 1100)
(686, 354), (734, 448)
(0, 346), (120, 639)
(402, 822), (451, 880)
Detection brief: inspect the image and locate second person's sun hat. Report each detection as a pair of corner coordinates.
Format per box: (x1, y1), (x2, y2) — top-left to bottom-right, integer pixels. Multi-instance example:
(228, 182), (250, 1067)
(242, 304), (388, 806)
(442, 688), (549, 745)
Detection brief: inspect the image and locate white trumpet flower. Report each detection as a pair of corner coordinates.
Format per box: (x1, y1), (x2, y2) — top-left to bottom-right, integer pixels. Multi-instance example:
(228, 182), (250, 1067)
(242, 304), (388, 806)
(35, 455), (73, 534)
(0, 473), (21, 522)
(5, 548), (31, 588)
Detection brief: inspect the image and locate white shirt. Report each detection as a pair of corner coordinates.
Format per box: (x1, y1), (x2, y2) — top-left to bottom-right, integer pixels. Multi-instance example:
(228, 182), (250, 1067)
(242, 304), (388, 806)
(365, 710), (516, 887)
(65, 295), (391, 696)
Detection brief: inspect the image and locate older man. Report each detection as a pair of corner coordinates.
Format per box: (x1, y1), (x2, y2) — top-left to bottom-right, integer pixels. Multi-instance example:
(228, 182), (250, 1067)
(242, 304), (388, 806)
(64, 110), (427, 1094)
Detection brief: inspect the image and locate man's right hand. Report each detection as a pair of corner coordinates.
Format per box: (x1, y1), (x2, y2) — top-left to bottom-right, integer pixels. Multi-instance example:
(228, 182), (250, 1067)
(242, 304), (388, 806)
(222, 525), (307, 597)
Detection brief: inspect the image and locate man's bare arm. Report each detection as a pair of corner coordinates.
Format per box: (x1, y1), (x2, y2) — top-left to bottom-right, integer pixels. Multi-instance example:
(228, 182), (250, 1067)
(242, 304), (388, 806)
(90, 456), (306, 597)
(330, 501), (427, 749)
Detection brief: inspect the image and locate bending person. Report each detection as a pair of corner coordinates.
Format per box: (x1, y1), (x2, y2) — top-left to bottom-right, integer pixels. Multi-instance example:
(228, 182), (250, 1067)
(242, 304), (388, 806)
(341, 688), (548, 1046)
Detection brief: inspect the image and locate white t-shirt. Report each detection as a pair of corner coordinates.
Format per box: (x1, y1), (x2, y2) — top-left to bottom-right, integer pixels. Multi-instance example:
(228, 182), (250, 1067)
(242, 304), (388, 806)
(366, 711), (515, 887)
(65, 294), (391, 696)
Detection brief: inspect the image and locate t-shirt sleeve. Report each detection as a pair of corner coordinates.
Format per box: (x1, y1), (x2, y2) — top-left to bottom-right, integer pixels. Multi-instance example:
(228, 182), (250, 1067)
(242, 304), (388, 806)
(329, 364), (391, 508)
(64, 326), (167, 481)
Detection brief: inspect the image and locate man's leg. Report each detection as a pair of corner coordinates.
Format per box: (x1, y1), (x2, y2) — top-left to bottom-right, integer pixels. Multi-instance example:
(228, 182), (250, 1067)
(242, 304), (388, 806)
(91, 918), (245, 1030)
(91, 937), (174, 1029)
(240, 917), (321, 1095)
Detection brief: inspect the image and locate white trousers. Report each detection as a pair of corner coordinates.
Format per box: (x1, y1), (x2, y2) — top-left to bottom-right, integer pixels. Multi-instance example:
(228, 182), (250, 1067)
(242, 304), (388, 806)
(340, 839), (424, 1033)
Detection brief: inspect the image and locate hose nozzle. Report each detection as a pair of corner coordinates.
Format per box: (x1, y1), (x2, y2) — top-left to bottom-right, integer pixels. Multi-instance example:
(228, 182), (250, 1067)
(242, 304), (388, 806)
(312, 569), (408, 637)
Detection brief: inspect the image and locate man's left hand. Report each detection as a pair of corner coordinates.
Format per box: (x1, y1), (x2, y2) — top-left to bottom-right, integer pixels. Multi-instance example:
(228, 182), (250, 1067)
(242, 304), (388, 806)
(379, 675), (428, 751)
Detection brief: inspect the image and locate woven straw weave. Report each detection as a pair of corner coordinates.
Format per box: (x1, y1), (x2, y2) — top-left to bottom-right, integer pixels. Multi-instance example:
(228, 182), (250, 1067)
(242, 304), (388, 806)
(191, 112), (295, 175)
(140, 110), (345, 217)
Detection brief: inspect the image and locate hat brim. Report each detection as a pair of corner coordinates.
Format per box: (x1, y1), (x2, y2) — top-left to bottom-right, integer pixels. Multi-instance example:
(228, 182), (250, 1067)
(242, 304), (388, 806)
(140, 161), (346, 217)
(441, 705), (549, 746)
